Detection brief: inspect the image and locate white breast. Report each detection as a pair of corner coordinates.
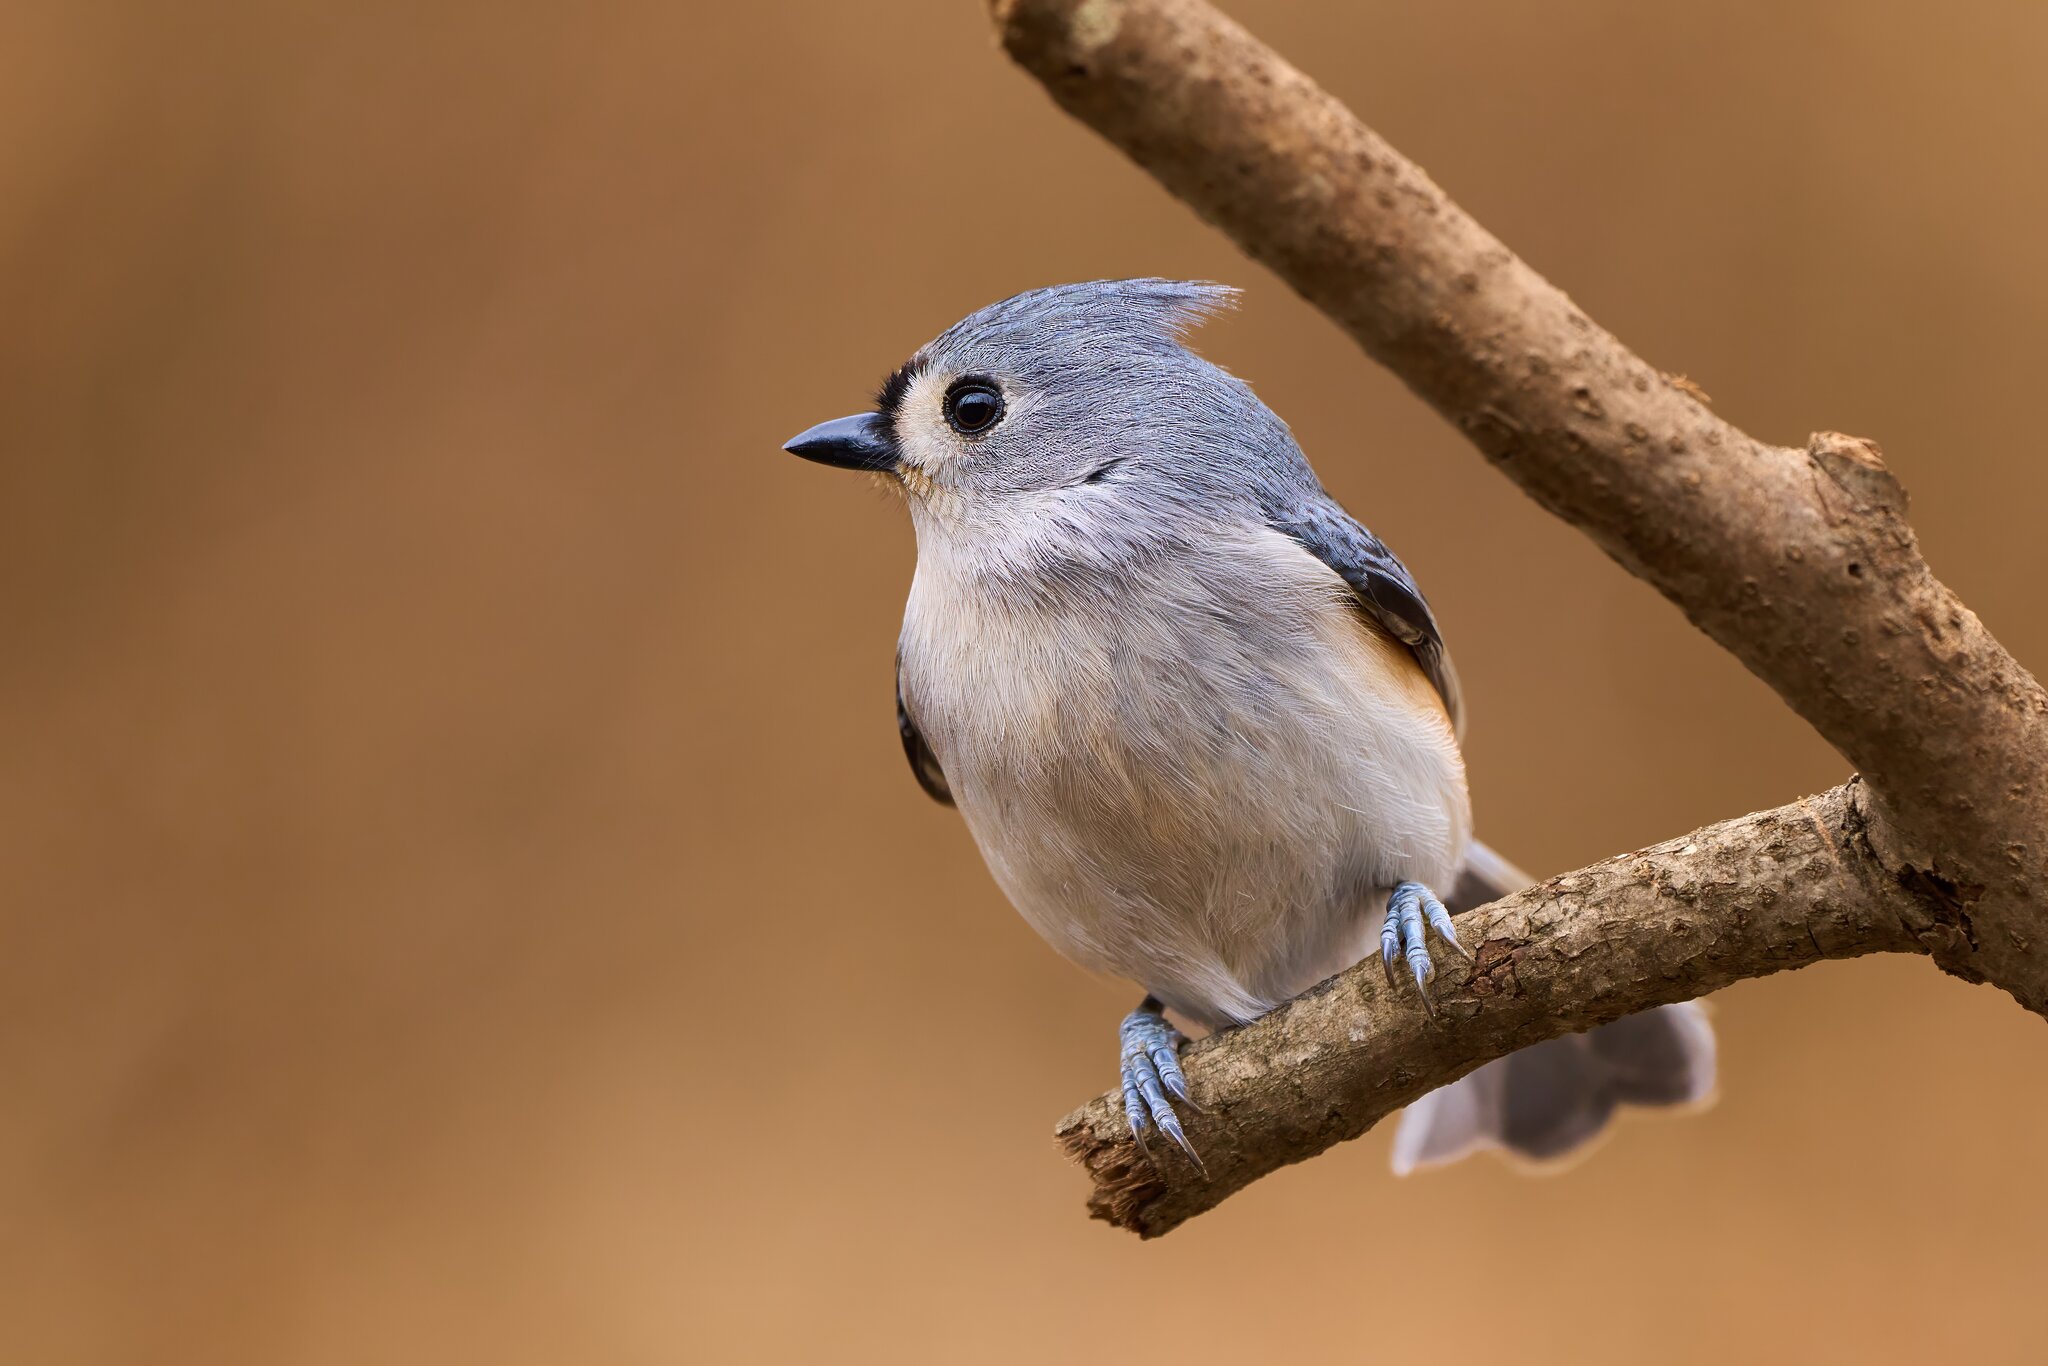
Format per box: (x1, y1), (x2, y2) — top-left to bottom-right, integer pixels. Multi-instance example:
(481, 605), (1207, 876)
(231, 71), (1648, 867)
(898, 521), (1470, 1030)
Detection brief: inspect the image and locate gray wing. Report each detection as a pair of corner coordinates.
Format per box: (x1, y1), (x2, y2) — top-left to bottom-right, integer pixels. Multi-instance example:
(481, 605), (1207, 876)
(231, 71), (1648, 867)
(896, 663), (953, 806)
(1268, 501), (1464, 735)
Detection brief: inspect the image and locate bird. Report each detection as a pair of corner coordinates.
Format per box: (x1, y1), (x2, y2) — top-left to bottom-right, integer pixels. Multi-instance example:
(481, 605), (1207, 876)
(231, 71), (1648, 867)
(782, 279), (1715, 1174)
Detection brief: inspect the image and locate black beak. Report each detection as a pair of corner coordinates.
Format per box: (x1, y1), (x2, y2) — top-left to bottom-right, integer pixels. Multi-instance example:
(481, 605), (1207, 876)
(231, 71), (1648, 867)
(783, 412), (897, 472)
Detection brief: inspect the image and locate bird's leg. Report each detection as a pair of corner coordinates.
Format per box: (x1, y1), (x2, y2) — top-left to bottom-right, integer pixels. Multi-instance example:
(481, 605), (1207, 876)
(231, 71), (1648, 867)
(1118, 996), (1205, 1175)
(1380, 881), (1472, 1015)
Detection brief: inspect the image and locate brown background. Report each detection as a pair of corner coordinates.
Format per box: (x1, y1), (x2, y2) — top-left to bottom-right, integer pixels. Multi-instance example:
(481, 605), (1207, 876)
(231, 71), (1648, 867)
(5, 1), (2048, 1361)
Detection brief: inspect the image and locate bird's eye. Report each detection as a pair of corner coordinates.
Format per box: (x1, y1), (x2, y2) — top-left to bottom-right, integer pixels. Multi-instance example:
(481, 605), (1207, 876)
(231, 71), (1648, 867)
(943, 378), (1004, 436)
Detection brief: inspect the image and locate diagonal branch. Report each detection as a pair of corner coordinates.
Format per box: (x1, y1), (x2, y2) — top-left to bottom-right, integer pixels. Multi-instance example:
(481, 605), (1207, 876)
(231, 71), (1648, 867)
(984, 0), (2048, 1231)
(1059, 782), (1939, 1236)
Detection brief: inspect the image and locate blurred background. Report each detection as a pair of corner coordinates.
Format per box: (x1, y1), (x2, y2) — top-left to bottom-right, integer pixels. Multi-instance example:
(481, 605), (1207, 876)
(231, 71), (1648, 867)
(5, 0), (2047, 1361)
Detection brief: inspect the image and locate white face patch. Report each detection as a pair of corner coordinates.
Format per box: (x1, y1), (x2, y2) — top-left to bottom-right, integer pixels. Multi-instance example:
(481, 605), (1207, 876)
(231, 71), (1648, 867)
(890, 368), (1037, 501)
(892, 367), (967, 484)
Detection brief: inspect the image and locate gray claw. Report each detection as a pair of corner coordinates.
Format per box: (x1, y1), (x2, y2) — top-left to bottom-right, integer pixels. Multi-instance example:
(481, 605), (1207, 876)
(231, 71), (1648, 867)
(1119, 1004), (1206, 1177)
(1384, 880), (1465, 1014)
(1421, 890), (1472, 961)
(1155, 1109), (1208, 1177)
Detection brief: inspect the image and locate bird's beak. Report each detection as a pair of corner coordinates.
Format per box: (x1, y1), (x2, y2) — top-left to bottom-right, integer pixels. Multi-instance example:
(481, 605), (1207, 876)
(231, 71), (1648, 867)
(782, 412), (898, 473)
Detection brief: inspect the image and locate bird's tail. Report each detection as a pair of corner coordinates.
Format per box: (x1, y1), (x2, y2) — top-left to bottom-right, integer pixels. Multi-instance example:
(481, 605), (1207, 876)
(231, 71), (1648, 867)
(1390, 841), (1717, 1176)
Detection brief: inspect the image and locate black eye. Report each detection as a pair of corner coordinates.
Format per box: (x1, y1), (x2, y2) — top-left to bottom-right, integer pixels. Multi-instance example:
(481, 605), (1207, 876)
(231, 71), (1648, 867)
(943, 379), (1004, 436)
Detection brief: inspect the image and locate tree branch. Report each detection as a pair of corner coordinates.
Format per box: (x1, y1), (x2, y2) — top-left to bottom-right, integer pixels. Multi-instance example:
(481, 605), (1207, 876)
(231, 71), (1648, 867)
(986, 0), (2048, 1231)
(989, 0), (2048, 1010)
(1058, 781), (1949, 1235)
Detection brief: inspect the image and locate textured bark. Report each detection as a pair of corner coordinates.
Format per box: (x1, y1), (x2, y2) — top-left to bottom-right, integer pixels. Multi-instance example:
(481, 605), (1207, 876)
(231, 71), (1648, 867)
(1059, 782), (1937, 1236)
(980, 0), (2048, 1234)
(989, 0), (2048, 1010)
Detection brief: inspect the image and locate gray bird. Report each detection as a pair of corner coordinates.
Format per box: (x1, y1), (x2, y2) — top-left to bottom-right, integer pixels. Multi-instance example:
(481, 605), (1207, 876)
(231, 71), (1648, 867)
(784, 279), (1714, 1173)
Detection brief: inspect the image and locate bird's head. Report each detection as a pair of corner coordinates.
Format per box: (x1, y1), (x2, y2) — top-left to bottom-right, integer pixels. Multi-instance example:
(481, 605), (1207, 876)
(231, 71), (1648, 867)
(783, 279), (1289, 527)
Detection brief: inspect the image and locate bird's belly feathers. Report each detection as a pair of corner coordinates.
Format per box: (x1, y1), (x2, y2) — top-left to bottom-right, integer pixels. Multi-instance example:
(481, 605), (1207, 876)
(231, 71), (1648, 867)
(899, 527), (1471, 1030)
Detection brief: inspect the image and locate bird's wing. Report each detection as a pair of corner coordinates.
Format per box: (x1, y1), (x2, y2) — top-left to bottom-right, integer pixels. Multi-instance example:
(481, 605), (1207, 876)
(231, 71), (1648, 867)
(1268, 502), (1464, 736)
(896, 661), (953, 806)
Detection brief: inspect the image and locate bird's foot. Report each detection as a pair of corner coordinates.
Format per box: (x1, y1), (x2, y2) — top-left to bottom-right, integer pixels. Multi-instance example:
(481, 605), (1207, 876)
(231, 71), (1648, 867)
(1119, 1002), (1206, 1176)
(1380, 880), (1472, 1015)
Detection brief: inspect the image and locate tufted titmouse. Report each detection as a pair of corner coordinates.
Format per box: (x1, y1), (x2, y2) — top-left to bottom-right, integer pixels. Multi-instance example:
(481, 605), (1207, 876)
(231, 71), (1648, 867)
(785, 280), (1714, 1173)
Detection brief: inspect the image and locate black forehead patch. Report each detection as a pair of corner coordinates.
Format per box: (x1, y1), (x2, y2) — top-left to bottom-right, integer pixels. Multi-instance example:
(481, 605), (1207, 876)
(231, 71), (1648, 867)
(875, 353), (931, 424)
